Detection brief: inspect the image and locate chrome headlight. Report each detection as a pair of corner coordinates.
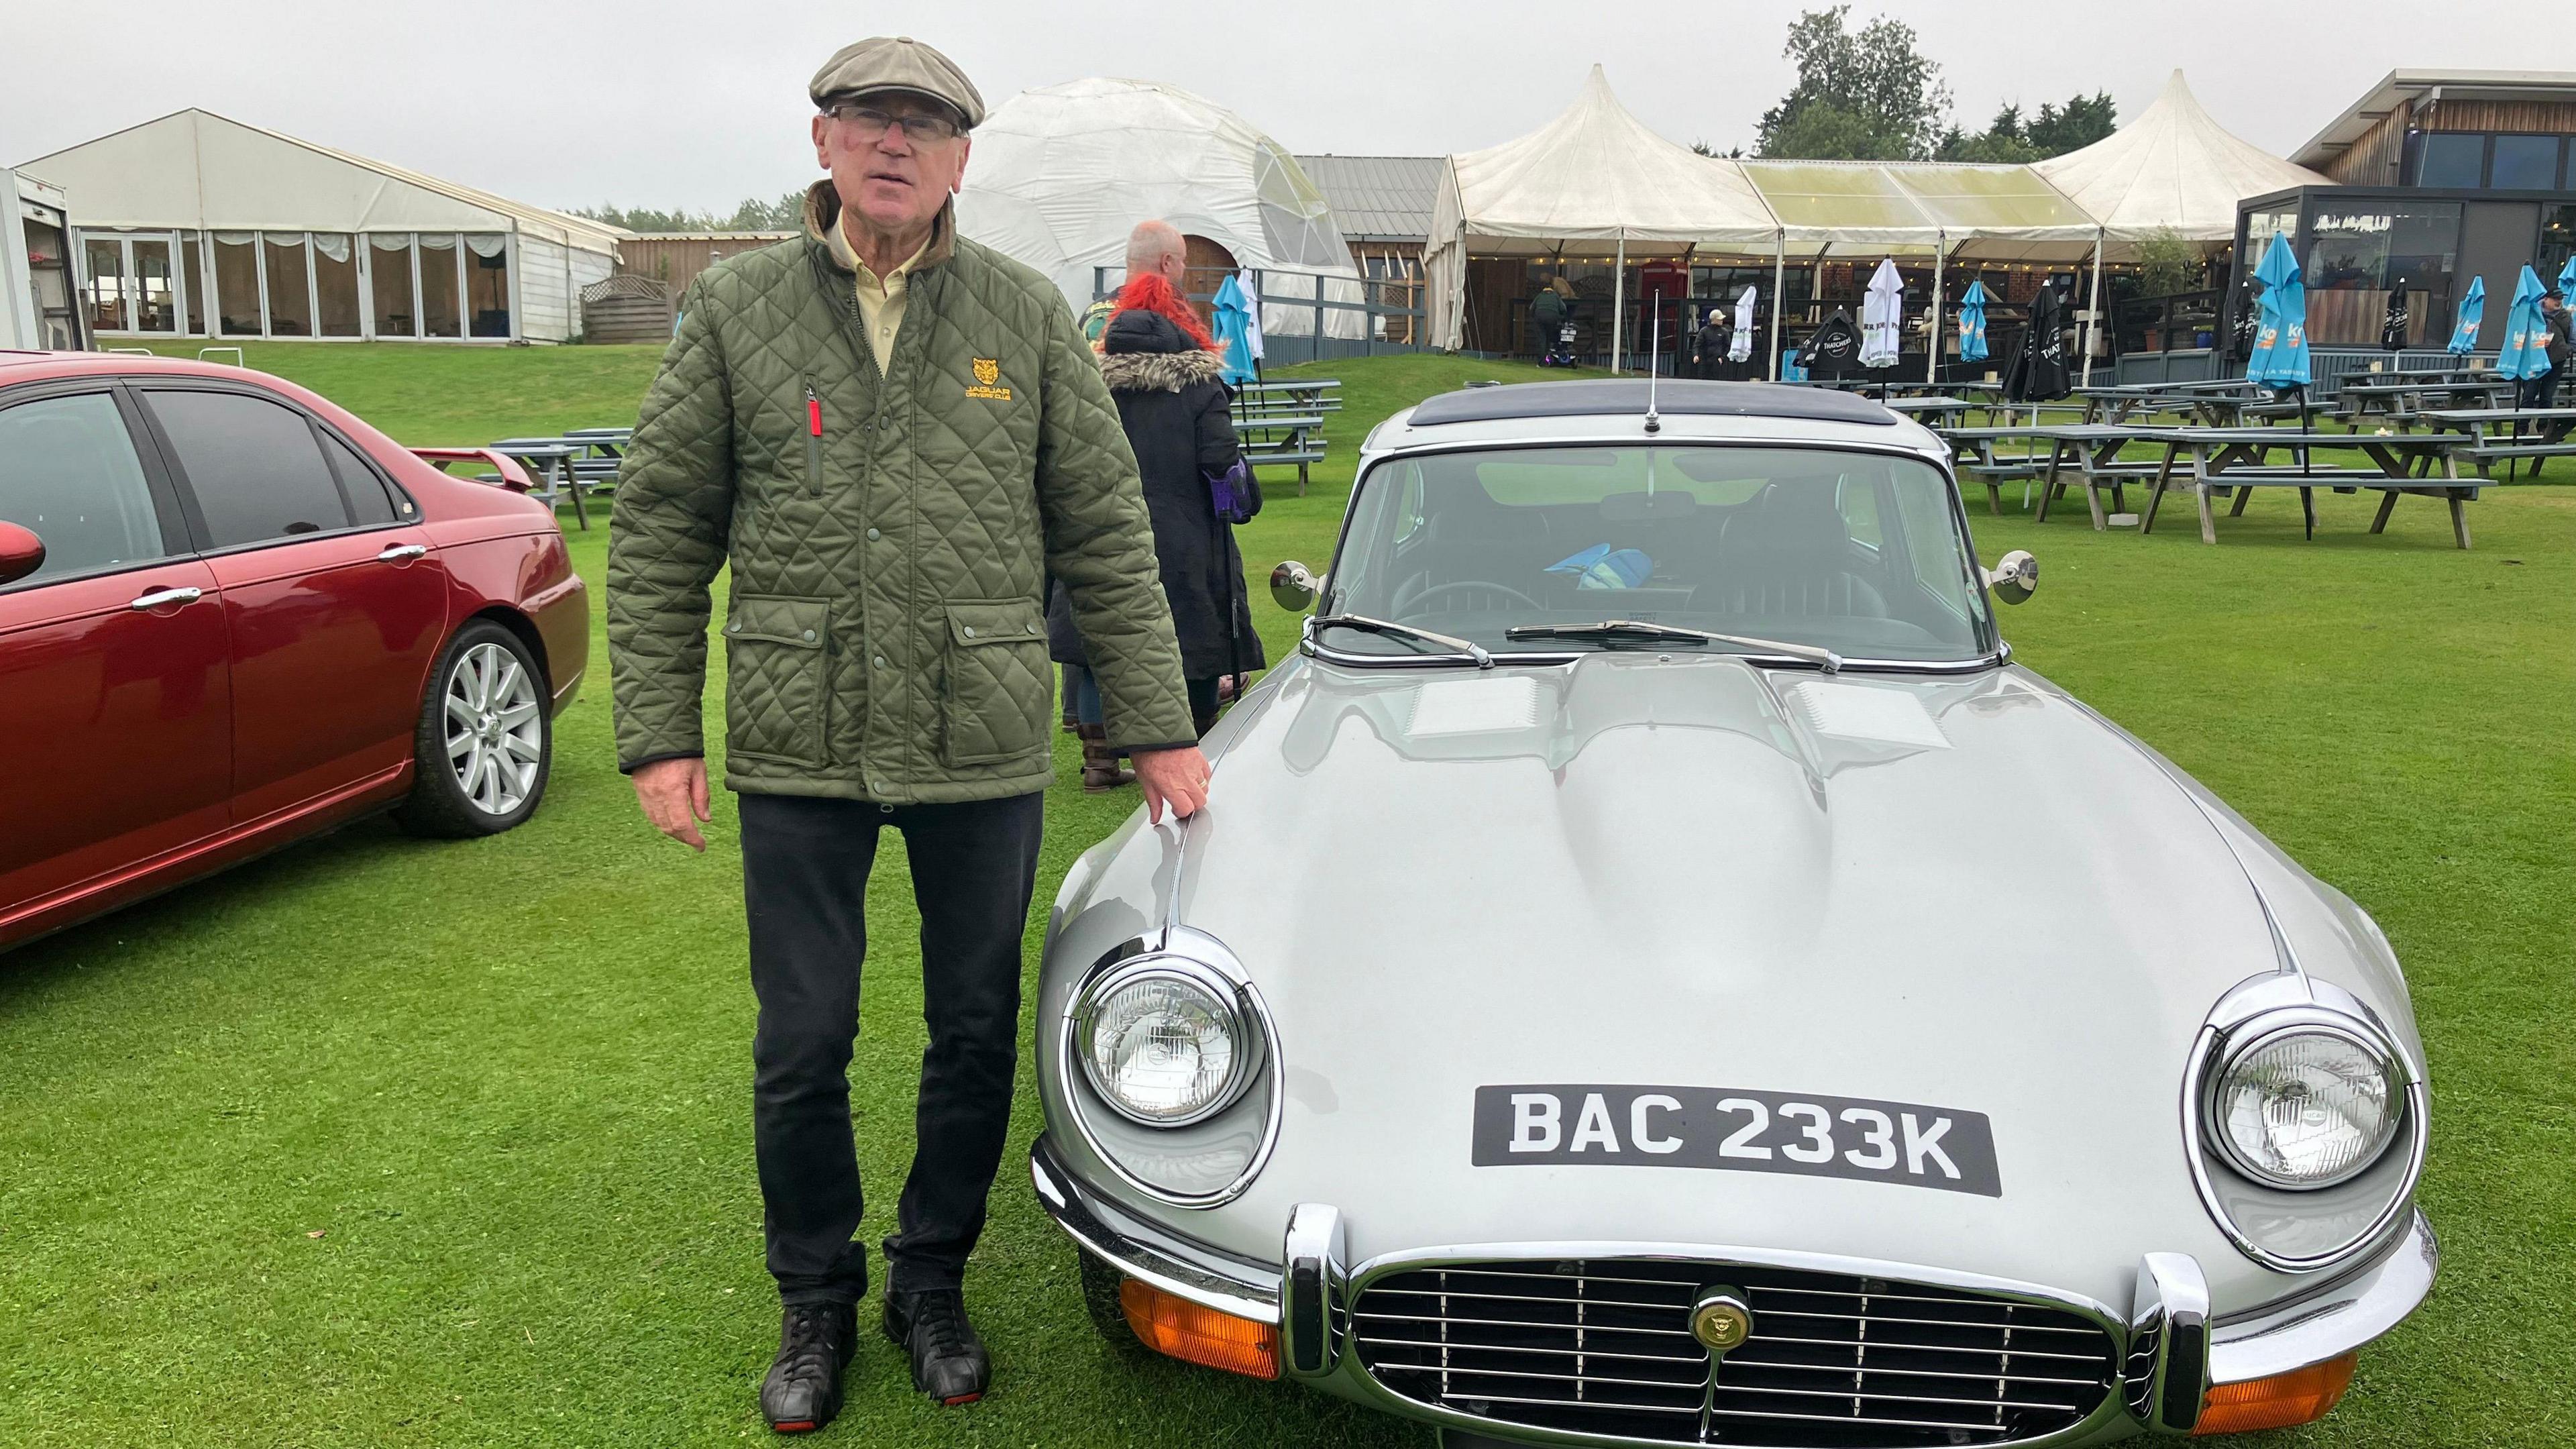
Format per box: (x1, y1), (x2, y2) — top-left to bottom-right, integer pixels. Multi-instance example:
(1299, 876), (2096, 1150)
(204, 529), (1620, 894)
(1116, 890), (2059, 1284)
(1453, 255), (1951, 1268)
(1074, 959), (1248, 1127)
(2209, 1022), (2399, 1189)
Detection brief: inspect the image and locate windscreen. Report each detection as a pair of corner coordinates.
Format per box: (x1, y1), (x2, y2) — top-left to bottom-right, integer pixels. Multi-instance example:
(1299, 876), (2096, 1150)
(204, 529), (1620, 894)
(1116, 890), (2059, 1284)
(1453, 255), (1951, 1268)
(1326, 445), (1992, 663)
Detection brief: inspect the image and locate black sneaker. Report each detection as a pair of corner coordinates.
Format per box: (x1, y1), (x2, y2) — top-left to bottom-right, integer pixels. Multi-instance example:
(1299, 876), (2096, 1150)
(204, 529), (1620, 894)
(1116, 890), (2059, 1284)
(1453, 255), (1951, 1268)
(761, 1301), (856, 1434)
(882, 1287), (991, 1405)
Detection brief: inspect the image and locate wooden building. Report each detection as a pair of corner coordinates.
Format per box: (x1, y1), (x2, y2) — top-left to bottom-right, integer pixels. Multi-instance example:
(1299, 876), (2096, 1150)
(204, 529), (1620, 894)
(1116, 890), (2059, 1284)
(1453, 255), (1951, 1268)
(2231, 71), (2576, 361)
(614, 232), (796, 297)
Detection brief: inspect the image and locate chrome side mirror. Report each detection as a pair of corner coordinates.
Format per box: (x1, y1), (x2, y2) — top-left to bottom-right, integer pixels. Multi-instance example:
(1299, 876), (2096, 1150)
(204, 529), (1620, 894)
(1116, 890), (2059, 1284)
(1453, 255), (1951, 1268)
(1271, 559), (1322, 612)
(0, 521), (45, 587)
(1984, 549), (2038, 605)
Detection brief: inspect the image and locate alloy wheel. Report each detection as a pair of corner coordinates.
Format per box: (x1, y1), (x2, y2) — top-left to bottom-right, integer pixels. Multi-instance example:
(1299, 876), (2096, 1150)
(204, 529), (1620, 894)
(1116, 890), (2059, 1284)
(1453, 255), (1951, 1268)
(442, 641), (543, 816)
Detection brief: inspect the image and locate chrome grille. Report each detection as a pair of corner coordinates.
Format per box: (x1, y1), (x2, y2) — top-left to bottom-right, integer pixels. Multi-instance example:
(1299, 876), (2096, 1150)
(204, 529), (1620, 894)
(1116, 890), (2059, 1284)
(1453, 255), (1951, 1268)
(1353, 1259), (2117, 1446)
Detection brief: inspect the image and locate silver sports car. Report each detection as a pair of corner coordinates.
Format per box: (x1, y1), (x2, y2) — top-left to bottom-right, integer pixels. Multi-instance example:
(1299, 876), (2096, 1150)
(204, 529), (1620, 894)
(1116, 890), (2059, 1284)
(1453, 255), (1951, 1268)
(1032, 380), (2432, 1446)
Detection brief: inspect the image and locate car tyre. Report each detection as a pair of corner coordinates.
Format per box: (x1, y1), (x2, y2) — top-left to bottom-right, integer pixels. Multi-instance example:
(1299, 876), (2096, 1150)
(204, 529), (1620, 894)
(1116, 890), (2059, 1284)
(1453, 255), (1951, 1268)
(394, 619), (551, 839)
(1076, 1250), (1148, 1355)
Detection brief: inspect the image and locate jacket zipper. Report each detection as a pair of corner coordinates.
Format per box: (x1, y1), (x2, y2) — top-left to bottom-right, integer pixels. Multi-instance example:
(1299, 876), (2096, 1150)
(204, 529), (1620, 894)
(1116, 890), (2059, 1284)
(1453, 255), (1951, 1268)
(804, 380), (823, 489)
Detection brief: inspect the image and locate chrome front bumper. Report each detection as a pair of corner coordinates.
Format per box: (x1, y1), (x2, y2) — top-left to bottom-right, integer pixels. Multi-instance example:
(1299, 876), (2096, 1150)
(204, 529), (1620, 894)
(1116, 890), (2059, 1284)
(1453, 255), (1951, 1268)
(1030, 1135), (2435, 1436)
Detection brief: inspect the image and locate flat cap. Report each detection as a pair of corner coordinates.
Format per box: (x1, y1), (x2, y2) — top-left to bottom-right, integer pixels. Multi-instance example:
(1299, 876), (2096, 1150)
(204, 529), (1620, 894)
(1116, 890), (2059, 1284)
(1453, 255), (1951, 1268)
(809, 36), (985, 129)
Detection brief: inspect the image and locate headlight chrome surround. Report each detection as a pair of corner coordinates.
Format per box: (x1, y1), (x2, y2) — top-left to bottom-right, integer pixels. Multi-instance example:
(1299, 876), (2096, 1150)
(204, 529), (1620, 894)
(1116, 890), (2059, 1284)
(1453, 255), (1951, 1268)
(2183, 975), (2427, 1274)
(1055, 926), (1285, 1210)
(1073, 956), (1256, 1128)
(2206, 1016), (2401, 1190)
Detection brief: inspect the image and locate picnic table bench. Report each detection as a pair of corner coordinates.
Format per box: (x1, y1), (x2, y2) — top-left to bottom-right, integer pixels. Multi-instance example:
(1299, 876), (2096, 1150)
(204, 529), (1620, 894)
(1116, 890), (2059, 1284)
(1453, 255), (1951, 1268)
(1934, 422), (2068, 513)
(1880, 395), (1980, 426)
(2333, 379), (2516, 427)
(486, 430), (635, 529)
(2414, 406), (2576, 480)
(2129, 428), (2477, 547)
(1232, 379), (1336, 495)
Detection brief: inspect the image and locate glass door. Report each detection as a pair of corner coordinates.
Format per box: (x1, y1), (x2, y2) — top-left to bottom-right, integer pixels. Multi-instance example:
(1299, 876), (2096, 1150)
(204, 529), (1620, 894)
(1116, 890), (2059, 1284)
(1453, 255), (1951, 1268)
(131, 237), (178, 333)
(82, 237), (129, 332)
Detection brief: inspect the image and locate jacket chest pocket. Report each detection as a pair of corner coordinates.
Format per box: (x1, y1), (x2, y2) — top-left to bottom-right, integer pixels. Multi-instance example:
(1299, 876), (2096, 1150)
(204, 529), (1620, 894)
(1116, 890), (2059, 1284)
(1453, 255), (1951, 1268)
(722, 594), (830, 767)
(939, 600), (1049, 767)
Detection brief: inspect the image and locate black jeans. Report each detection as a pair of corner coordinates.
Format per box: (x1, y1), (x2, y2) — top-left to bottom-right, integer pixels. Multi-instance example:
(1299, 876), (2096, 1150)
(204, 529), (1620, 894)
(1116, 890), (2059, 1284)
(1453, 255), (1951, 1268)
(2519, 365), (2562, 411)
(738, 790), (1045, 1305)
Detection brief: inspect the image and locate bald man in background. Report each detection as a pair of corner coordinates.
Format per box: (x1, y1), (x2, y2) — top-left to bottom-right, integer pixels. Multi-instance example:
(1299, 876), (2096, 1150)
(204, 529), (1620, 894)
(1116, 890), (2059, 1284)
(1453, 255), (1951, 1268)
(1080, 220), (1187, 351)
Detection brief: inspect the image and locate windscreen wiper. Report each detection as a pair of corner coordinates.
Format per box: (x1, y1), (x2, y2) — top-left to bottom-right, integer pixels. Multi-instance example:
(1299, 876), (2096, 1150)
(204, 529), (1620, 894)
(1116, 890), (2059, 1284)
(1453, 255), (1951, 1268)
(1308, 614), (1493, 668)
(1505, 619), (1843, 673)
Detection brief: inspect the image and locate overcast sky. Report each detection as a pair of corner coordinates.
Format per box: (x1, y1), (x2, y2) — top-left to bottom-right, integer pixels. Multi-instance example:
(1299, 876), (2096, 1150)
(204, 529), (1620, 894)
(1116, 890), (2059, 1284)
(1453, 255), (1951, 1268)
(3, 1), (2545, 215)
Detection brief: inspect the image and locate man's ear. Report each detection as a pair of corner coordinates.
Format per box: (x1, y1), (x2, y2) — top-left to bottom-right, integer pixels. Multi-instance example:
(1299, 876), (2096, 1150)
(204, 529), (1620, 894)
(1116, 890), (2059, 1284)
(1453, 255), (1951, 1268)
(951, 136), (971, 193)
(811, 114), (831, 169)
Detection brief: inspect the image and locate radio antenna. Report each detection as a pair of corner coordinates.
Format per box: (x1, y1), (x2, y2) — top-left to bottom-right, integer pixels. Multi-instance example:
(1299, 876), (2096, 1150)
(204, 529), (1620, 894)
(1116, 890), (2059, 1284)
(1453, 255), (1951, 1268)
(1644, 296), (1663, 435)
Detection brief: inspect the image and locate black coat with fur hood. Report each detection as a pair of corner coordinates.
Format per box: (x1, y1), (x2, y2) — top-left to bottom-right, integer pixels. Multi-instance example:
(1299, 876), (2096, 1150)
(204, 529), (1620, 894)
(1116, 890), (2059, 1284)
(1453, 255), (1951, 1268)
(1049, 308), (1264, 679)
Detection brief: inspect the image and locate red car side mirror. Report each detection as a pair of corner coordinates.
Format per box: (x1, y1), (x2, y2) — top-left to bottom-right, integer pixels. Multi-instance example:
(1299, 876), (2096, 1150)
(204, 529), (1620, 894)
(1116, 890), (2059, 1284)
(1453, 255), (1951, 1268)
(0, 521), (44, 587)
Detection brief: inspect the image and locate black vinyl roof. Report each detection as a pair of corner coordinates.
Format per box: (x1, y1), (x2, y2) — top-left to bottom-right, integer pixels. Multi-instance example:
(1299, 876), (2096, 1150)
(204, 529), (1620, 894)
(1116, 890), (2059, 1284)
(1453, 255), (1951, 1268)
(1407, 380), (1896, 429)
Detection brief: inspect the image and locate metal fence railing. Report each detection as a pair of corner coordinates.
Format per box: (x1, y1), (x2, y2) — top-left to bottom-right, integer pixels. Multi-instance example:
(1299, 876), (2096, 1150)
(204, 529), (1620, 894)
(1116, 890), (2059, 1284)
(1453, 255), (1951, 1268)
(1090, 264), (1427, 366)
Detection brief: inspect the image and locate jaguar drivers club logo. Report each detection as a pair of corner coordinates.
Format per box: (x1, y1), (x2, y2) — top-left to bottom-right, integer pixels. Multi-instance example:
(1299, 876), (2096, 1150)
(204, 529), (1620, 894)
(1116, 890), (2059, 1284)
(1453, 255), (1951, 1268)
(966, 357), (1012, 400)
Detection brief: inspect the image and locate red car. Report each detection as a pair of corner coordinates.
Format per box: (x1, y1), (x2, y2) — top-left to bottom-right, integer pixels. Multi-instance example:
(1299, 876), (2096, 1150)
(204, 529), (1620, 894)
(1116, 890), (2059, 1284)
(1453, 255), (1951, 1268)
(0, 352), (587, 951)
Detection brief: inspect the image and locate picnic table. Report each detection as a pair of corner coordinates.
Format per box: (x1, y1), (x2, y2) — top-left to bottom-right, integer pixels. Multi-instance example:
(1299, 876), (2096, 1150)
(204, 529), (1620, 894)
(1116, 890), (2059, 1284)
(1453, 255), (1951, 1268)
(2129, 427), (2477, 547)
(2334, 379), (2516, 427)
(484, 430), (635, 529)
(1933, 421), (2070, 514)
(1232, 378), (1338, 495)
(1881, 395), (1980, 426)
(2076, 384), (2277, 427)
(490, 439), (590, 529)
(2332, 366), (2483, 389)
(2414, 406), (2576, 480)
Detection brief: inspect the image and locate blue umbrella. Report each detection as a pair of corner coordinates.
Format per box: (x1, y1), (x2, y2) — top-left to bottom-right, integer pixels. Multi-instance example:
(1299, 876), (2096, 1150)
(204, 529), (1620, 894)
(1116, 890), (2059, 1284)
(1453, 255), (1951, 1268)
(2560, 254), (2576, 306)
(2447, 276), (2485, 355)
(2494, 266), (2550, 382)
(1210, 273), (1259, 386)
(1957, 280), (1991, 363)
(2243, 231), (2310, 389)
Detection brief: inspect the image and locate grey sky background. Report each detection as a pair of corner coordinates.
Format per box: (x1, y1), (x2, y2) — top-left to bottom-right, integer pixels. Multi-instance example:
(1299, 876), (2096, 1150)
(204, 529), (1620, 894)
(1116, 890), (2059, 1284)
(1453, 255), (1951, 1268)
(2, 1), (2546, 216)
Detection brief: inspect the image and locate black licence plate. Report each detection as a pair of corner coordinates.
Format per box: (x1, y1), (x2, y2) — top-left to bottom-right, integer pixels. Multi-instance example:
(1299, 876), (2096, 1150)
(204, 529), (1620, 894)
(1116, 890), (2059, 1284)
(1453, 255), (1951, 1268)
(1470, 1083), (2001, 1197)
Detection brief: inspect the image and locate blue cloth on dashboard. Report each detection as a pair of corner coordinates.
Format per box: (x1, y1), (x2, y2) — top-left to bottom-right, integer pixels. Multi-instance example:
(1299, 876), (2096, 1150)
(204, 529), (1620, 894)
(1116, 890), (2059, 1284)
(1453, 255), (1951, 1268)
(1547, 544), (1652, 589)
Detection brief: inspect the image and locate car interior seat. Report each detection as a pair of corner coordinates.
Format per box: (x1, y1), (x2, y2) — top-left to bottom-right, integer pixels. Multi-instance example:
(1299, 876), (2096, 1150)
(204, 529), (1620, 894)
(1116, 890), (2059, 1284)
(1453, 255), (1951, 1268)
(1707, 483), (1886, 621)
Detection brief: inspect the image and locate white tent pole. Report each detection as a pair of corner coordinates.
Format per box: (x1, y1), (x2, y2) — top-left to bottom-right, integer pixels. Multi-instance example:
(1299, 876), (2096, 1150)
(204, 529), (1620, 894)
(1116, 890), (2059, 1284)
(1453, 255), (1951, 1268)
(1611, 233), (1625, 375)
(1769, 232), (1785, 380)
(2082, 229), (2104, 386)
(1928, 235), (1945, 384)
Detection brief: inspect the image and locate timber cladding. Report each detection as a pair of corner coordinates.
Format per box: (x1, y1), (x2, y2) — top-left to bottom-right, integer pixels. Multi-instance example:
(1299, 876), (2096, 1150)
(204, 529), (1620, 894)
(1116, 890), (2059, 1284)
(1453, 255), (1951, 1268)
(614, 233), (796, 296)
(2322, 96), (2576, 185)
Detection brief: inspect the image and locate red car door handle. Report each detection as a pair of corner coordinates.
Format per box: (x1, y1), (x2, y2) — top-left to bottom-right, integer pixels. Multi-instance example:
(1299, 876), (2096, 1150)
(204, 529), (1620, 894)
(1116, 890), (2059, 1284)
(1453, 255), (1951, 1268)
(129, 586), (205, 611)
(377, 543), (429, 563)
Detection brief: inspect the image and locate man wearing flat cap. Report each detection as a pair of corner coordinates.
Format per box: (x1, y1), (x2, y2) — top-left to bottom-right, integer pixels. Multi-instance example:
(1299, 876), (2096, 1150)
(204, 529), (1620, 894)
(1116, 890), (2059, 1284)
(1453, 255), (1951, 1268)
(608, 34), (1208, 1431)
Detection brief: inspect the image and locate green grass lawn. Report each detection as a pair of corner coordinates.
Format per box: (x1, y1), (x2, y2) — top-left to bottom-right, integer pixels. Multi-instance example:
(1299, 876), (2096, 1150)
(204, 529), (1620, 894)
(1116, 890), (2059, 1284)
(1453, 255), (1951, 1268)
(1, 347), (2569, 1447)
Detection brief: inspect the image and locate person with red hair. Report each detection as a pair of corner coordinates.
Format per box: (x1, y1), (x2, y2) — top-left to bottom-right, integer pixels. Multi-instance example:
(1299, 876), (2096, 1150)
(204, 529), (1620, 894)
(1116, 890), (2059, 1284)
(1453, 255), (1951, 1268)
(1051, 223), (1263, 787)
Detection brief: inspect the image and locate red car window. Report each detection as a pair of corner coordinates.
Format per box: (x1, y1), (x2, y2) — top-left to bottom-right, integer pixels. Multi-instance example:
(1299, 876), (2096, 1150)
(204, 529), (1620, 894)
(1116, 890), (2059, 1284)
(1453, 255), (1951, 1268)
(0, 392), (172, 584)
(318, 429), (400, 527)
(145, 389), (352, 548)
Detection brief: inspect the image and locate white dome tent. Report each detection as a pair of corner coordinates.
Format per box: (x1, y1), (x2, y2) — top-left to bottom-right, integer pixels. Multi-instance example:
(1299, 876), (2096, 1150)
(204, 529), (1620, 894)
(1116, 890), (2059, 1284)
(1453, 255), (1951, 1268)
(954, 78), (1364, 340)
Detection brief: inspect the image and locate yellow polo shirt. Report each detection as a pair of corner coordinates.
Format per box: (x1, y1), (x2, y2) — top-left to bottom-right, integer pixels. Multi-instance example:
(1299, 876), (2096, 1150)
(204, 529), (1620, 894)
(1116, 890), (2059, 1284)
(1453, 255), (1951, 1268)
(831, 209), (933, 374)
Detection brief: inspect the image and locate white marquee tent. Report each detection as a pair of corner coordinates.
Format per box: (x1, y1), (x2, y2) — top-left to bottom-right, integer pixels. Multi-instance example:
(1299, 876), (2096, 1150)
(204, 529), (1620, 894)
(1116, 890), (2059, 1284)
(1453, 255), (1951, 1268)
(17, 109), (625, 343)
(2034, 71), (2329, 249)
(954, 78), (1363, 337)
(1424, 65), (1778, 353)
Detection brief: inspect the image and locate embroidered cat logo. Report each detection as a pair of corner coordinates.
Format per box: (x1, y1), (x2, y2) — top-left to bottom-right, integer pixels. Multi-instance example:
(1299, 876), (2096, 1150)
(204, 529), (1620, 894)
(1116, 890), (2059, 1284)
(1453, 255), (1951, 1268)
(966, 358), (1011, 400)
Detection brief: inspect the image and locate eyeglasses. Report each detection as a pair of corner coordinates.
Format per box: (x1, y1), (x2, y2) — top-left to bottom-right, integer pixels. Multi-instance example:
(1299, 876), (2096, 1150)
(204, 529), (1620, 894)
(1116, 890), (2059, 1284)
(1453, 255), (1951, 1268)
(823, 102), (962, 144)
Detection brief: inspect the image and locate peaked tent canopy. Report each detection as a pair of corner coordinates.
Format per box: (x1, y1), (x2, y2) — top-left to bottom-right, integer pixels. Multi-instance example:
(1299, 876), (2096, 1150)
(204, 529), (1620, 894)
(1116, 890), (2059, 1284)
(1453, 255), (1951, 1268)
(2034, 71), (2328, 248)
(953, 76), (1361, 333)
(1425, 66), (1782, 350)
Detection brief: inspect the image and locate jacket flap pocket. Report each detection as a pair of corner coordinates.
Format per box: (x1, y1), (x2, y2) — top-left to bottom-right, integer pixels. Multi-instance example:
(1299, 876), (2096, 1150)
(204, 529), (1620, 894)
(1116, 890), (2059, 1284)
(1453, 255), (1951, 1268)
(946, 600), (1045, 647)
(726, 594), (828, 648)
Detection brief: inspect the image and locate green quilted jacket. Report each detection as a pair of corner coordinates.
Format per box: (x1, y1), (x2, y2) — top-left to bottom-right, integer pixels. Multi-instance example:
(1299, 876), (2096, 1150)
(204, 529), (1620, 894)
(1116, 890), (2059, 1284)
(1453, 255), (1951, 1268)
(607, 184), (1194, 803)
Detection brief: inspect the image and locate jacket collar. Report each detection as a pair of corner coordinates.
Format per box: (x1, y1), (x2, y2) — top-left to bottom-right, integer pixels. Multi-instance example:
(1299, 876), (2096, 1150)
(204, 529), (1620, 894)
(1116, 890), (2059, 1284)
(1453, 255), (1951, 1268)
(802, 178), (954, 276)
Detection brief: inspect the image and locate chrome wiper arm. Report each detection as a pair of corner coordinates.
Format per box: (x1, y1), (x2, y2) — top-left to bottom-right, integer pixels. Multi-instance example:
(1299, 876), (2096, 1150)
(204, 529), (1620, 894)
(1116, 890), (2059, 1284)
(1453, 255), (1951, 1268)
(1308, 614), (1494, 668)
(1505, 619), (1843, 673)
